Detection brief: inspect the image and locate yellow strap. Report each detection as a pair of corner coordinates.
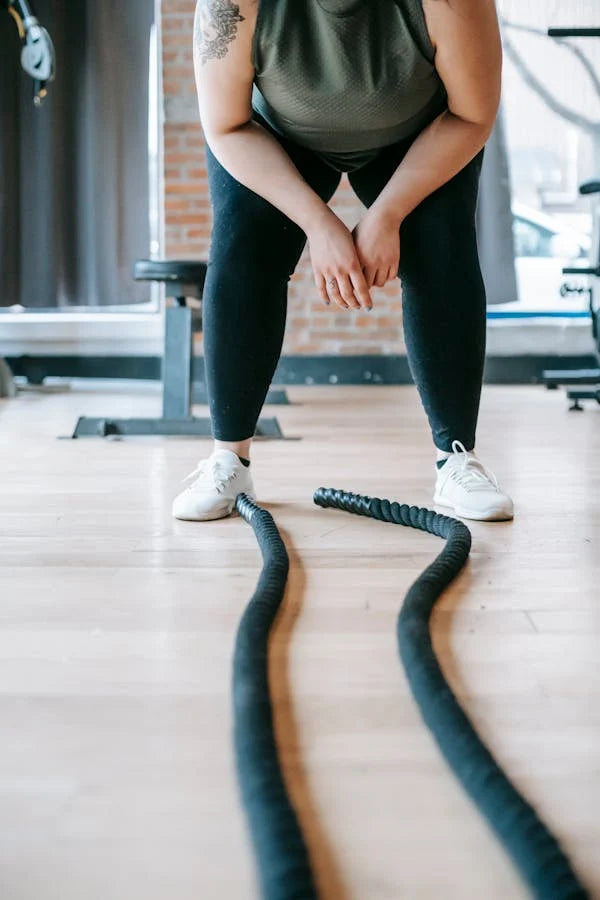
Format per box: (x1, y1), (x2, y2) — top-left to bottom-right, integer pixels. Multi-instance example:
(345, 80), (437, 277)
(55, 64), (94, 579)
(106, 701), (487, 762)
(7, 5), (26, 39)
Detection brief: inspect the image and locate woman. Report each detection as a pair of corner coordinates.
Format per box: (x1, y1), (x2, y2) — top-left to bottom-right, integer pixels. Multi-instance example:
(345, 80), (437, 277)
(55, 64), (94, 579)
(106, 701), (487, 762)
(173, 0), (514, 523)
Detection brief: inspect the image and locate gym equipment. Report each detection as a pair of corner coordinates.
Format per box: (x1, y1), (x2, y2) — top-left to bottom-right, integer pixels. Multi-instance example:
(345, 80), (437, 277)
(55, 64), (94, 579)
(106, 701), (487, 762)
(542, 26), (600, 410)
(0, 0), (55, 397)
(547, 29), (600, 38)
(543, 176), (600, 410)
(234, 489), (589, 899)
(234, 494), (317, 899)
(3, 0), (55, 106)
(70, 260), (289, 439)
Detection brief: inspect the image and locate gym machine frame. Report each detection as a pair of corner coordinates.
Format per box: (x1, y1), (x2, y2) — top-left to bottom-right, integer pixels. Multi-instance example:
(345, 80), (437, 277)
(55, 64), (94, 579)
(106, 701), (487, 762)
(541, 26), (600, 410)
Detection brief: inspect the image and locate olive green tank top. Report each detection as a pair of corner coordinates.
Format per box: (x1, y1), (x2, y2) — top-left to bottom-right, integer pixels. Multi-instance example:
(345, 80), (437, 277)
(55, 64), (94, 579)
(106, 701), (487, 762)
(251, 0), (448, 173)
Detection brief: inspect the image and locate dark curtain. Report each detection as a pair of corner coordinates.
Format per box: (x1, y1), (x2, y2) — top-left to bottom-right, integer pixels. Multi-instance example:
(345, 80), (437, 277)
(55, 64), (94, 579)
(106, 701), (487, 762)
(0, 0), (153, 308)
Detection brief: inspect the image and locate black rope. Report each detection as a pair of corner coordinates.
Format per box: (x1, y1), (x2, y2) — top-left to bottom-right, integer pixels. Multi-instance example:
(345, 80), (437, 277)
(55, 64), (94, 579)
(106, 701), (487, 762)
(313, 487), (589, 900)
(233, 493), (318, 900)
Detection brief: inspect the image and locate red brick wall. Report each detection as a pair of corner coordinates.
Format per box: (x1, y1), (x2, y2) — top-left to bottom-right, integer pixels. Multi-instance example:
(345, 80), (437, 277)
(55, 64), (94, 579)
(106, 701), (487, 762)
(160, 0), (406, 355)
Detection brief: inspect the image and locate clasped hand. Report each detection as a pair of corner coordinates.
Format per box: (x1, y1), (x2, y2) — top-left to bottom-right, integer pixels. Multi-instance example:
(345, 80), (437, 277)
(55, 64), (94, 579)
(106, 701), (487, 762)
(308, 205), (401, 311)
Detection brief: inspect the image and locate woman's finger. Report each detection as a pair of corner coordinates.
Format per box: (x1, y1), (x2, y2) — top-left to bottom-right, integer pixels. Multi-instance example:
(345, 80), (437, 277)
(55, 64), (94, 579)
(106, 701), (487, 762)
(364, 266), (377, 288)
(317, 274), (331, 306)
(350, 269), (373, 310)
(335, 273), (361, 309)
(374, 268), (387, 288)
(327, 276), (349, 309)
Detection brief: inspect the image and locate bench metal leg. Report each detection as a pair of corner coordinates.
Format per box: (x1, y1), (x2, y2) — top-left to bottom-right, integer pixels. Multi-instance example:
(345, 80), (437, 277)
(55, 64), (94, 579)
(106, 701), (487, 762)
(162, 302), (192, 419)
(68, 300), (292, 439)
(69, 416), (290, 438)
(68, 302), (292, 439)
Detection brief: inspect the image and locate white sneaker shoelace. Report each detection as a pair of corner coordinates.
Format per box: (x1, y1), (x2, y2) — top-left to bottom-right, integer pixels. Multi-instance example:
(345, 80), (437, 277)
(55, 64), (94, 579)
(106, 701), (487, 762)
(443, 439), (500, 493)
(181, 457), (240, 495)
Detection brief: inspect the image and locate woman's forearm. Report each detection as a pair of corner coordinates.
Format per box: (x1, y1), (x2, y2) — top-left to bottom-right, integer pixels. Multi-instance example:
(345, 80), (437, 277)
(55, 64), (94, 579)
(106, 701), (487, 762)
(371, 110), (494, 226)
(206, 121), (331, 235)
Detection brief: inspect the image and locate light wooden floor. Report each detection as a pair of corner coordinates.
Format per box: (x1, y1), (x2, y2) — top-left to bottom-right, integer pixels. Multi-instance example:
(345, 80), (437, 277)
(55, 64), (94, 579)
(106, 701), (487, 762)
(0, 381), (598, 900)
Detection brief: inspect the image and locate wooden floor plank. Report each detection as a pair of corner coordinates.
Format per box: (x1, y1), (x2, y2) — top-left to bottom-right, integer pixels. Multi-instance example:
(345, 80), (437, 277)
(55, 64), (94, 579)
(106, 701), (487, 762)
(0, 383), (597, 899)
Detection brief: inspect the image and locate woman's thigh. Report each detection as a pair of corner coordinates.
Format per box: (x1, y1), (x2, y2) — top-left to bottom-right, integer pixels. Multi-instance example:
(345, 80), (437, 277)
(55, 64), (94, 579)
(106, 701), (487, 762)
(348, 138), (485, 283)
(397, 147), (485, 301)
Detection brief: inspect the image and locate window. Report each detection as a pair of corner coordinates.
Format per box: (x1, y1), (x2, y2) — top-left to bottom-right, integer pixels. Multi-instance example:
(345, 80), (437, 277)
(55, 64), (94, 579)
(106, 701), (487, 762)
(498, 0), (598, 313)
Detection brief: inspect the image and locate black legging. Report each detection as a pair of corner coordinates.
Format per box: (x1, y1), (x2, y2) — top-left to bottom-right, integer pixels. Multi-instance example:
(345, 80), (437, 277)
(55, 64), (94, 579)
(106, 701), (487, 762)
(203, 110), (486, 452)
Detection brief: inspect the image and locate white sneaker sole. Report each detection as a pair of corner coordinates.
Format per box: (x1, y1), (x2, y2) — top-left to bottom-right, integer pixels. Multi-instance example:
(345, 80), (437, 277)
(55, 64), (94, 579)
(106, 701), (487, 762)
(172, 490), (256, 522)
(433, 492), (514, 522)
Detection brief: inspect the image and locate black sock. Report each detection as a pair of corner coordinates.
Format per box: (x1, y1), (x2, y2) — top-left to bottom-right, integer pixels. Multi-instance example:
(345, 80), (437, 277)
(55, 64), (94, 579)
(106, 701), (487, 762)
(436, 458), (448, 469)
(237, 455), (251, 468)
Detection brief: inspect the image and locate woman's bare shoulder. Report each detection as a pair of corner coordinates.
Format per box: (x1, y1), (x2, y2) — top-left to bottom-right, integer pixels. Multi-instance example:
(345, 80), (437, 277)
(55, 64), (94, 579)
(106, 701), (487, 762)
(193, 0), (259, 68)
(193, 0), (259, 137)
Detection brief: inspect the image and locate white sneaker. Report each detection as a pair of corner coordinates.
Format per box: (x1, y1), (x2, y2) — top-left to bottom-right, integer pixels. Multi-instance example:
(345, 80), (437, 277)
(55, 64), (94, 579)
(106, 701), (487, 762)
(172, 448), (255, 521)
(433, 440), (514, 522)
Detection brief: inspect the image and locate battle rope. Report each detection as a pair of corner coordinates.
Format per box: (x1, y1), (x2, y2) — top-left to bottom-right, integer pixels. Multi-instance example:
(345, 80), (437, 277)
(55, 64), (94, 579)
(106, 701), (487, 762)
(233, 493), (318, 900)
(313, 487), (588, 900)
(232, 488), (588, 899)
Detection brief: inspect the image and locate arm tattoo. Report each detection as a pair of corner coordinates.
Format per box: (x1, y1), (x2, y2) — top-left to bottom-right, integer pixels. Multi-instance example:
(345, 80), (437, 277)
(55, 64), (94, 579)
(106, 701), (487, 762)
(194, 0), (246, 65)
